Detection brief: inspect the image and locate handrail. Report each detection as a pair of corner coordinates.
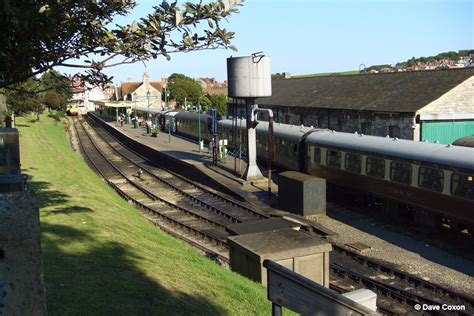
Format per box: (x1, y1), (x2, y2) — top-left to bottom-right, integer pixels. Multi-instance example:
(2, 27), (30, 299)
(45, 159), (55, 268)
(263, 260), (379, 316)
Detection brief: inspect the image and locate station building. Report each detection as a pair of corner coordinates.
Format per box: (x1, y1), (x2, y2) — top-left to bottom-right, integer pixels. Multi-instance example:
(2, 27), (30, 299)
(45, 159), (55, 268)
(229, 68), (474, 144)
(112, 72), (163, 108)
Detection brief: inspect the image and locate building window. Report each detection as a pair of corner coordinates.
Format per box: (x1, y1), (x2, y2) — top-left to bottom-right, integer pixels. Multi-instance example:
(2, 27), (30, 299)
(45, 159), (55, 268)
(389, 125), (401, 138)
(326, 150), (341, 168)
(418, 167), (444, 192)
(361, 122), (372, 135)
(451, 173), (474, 200)
(390, 161), (412, 184)
(366, 157), (385, 178)
(345, 153), (362, 173)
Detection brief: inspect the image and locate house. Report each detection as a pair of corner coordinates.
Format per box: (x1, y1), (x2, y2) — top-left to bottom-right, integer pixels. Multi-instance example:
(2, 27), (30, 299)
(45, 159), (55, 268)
(69, 79), (111, 112)
(114, 72), (162, 108)
(196, 78), (228, 96)
(229, 68), (474, 144)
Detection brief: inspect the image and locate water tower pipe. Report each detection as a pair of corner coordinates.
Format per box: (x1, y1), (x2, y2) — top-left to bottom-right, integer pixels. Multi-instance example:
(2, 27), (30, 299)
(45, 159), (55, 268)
(253, 107), (274, 201)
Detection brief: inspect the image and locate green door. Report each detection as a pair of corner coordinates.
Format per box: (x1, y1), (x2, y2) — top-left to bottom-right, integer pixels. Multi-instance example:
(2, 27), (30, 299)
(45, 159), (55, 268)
(421, 121), (474, 144)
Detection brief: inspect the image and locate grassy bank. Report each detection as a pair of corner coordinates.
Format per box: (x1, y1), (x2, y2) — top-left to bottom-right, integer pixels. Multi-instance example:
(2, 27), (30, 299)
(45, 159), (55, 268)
(18, 113), (269, 315)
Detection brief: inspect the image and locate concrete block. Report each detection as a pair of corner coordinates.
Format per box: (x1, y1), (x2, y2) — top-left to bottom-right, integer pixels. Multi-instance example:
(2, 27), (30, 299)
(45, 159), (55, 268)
(226, 218), (300, 236)
(342, 288), (377, 312)
(278, 171), (326, 217)
(228, 229), (331, 286)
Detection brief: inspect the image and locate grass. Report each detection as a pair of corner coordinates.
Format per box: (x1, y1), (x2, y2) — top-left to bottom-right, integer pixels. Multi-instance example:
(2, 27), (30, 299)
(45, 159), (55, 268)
(292, 70), (360, 78)
(18, 113), (270, 315)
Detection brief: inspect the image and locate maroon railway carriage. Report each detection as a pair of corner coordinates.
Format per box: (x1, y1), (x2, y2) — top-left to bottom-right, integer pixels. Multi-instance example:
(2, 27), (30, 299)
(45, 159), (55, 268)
(304, 130), (474, 232)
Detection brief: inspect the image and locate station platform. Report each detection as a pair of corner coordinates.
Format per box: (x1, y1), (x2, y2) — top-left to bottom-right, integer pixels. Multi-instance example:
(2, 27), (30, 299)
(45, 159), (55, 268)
(89, 113), (282, 215)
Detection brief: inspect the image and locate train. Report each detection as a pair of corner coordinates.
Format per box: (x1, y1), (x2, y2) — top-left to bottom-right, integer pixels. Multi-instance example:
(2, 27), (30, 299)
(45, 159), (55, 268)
(66, 106), (79, 116)
(129, 108), (474, 232)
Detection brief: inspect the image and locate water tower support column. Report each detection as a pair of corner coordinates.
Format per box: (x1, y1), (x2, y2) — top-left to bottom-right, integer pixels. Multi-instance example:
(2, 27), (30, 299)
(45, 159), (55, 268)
(242, 98), (263, 180)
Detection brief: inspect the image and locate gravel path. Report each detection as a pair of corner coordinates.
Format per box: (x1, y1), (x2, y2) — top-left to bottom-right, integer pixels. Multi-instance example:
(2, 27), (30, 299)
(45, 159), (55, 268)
(320, 202), (474, 297)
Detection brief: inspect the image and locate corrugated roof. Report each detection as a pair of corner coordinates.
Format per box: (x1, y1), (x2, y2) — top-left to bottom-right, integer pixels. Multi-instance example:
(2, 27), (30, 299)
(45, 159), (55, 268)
(257, 68), (474, 113)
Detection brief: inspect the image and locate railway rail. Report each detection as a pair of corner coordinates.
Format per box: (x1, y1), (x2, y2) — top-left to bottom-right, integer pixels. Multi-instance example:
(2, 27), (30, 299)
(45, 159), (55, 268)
(73, 116), (473, 315)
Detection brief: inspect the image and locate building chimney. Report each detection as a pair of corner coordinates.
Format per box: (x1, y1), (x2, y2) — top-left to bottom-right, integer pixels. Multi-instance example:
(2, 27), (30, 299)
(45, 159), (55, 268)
(143, 72), (150, 84)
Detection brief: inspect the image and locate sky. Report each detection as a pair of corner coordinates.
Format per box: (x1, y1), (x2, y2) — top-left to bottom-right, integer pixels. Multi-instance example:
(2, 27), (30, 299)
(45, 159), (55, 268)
(60, 0), (473, 84)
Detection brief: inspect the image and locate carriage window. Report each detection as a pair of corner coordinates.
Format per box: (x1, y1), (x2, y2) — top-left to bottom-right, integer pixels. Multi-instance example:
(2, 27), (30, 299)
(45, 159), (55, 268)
(418, 167), (444, 192)
(288, 142), (294, 157)
(451, 173), (474, 200)
(345, 153), (362, 173)
(312, 147), (321, 164)
(366, 157), (385, 178)
(390, 161), (412, 185)
(326, 150), (341, 168)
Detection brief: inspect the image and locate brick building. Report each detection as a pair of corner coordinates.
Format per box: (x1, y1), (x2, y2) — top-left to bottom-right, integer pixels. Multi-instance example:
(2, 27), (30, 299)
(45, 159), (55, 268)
(229, 68), (474, 144)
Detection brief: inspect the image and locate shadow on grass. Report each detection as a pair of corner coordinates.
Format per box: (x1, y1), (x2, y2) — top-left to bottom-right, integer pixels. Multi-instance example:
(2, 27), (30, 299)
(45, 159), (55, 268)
(27, 180), (69, 209)
(43, 206), (93, 216)
(48, 112), (66, 122)
(27, 175), (227, 314)
(41, 222), (227, 315)
(15, 123), (31, 127)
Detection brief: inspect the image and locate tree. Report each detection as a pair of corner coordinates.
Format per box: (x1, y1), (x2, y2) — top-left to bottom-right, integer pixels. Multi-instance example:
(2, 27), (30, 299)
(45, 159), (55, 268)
(40, 70), (73, 101)
(0, 0), (242, 89)
(272, 73), (284, 79)
(200, 96), (212, 112)
(43, 91), (67, 110)
(209, 94), (228, 116)
(168, 73), (204, 108)
(3, 78), (42, 114)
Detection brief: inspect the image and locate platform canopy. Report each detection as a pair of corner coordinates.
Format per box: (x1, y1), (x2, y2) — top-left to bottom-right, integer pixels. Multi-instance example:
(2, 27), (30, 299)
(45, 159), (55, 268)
(93, 100), (136, 108)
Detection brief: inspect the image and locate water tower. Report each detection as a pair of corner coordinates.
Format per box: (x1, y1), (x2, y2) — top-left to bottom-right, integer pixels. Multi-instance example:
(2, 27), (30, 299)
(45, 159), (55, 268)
(227, 54), (271, 180)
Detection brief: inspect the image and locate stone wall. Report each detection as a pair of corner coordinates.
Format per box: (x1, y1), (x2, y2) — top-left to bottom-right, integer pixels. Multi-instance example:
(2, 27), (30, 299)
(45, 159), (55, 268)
(419, 76), (474, 114)
(229, 103), (416, 140)
(0, 191), (46, 316)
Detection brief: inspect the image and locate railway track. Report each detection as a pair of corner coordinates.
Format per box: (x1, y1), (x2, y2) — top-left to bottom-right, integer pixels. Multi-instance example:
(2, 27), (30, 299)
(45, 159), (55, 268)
(73, 116), (473, 315)
(329, 245), (474, 315)
(85, 117), (268, 222)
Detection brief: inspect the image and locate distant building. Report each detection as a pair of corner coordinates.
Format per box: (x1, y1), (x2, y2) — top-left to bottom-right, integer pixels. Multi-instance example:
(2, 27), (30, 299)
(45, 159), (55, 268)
(69, 79), (111, 112)
(229, 68), (474, 144)
(469, 50), (474, 67)
(113, 72), (162, 108)
(196, 78), (228, 96)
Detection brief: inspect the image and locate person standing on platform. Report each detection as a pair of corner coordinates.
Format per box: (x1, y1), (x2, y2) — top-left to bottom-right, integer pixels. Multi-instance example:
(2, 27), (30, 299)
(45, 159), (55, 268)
(146, 119), (152, 134)
(208, 139), (214, 154)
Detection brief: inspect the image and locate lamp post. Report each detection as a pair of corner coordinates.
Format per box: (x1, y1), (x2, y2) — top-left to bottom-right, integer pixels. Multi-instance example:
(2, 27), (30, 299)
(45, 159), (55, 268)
(147, 90), (151, 109)
(198, 100), (202, 152)
(164, 81), (173, 110)
(168, 115), (172, 143)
